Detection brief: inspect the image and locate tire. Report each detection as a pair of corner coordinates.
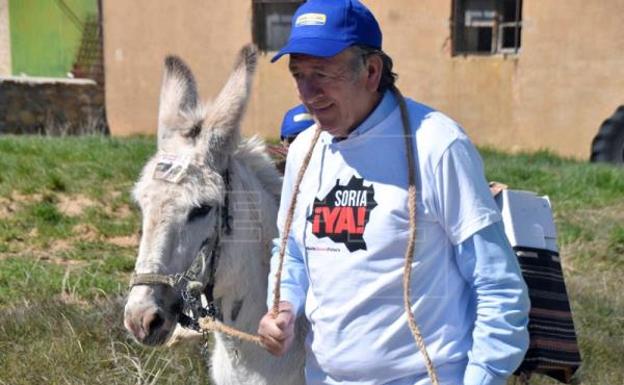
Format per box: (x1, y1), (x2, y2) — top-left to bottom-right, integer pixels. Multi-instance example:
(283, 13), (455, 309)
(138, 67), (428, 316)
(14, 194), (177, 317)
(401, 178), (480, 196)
(590, 105), (624, 164)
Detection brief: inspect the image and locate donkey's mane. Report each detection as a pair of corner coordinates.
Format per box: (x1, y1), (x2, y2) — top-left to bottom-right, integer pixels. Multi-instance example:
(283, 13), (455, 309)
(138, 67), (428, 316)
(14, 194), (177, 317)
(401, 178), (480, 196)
(234, 136), (283, 201)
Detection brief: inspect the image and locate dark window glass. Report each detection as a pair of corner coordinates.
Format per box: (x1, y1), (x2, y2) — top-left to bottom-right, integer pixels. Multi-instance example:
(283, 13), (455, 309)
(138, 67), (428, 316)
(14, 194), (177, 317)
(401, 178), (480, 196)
(476, 27), (493, 52)
(501, 25), (522, 49)
(452, 0), (522, 55)
(252, 1), (304, 52)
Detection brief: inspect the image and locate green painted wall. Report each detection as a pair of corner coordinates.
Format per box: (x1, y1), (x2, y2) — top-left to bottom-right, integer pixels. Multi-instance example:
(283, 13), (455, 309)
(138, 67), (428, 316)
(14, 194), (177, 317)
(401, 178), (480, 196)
(9, 0), (97, 77)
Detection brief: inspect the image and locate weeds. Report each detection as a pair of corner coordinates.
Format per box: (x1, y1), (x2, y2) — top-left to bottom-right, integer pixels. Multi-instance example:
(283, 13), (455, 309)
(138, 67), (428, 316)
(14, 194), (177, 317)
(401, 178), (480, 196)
(0, 137), (623, 384)
(608, 226), (624, 256)
(0, 299), (209, 385)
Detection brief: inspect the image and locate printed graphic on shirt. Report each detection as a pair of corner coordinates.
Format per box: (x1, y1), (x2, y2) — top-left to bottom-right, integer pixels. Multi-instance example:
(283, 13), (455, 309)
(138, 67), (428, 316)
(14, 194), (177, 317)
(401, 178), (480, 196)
(308, 176), (377, 252)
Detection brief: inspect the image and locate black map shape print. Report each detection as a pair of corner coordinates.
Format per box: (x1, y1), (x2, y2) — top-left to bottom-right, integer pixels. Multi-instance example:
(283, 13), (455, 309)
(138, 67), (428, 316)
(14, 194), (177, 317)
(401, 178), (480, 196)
(308, 175), (377, 252)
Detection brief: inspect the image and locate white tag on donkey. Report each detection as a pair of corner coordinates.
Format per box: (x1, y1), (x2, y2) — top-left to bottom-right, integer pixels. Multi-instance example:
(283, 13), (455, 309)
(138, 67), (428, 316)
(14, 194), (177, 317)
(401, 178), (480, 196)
(153, 153), (191, 183)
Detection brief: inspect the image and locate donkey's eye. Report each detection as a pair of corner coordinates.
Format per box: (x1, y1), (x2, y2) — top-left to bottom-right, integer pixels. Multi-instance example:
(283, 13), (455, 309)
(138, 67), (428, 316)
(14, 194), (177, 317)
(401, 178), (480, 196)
(187, 204), (212, 222)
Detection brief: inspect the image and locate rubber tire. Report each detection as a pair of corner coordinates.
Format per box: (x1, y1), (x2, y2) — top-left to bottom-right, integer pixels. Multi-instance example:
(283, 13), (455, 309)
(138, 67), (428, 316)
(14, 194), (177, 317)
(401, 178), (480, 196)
(590, 105), (624, 164)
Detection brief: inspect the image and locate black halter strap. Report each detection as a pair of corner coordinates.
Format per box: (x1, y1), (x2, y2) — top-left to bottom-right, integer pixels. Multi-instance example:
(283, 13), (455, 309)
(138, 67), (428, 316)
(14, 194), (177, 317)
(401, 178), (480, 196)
(129, 169), (233, 329)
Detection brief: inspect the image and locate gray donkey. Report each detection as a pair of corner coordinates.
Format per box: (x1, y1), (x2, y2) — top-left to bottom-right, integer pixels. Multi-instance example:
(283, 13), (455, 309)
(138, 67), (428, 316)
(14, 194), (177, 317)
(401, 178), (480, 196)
(124, 45), (306, 385)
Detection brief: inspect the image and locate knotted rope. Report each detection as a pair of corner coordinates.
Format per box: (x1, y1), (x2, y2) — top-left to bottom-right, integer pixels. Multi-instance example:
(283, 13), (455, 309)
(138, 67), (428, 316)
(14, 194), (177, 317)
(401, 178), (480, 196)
(199, 317), (264, 346)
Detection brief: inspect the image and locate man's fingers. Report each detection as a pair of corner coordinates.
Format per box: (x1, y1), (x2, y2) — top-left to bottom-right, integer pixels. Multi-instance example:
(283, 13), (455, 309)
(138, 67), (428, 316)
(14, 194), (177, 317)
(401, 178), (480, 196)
(259, 334), (294, 357)
(274, 312), (294, 330)
(259, 310), (294, 340)
(261, 318), (293, 341)
(260, 335), (281, 354)
(257, 306), (296, 356)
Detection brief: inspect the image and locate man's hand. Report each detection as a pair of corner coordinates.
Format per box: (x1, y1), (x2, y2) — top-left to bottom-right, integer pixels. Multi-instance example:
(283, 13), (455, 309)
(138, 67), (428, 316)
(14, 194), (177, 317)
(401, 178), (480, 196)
(257, 301), (296, 356)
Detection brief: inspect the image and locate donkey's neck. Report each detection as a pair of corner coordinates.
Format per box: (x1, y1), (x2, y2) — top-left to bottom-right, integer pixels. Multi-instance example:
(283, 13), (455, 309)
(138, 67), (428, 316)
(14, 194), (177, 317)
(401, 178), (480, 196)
(207, 156), (288, 383)
(212, 157), (278, 335)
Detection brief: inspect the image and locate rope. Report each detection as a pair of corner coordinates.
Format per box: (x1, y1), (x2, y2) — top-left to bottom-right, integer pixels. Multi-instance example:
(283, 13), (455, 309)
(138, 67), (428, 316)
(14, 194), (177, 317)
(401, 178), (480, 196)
(270, 127), (323, 317)
(392, 85), (439, 385)
(199, 318), (263, 346)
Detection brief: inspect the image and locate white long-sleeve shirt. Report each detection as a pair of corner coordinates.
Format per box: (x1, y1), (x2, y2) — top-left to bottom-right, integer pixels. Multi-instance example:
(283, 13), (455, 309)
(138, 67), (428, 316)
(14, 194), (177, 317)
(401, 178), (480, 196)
(268, 91), (529, 385)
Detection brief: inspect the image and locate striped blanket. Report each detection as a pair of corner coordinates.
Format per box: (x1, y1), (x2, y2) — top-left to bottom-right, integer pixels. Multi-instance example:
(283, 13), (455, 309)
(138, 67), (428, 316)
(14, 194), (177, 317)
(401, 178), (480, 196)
(514, 246), (582, 383)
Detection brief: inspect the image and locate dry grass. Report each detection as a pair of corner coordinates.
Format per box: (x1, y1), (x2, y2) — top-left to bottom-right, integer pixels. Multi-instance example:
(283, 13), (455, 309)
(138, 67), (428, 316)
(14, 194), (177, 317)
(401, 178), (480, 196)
(0, 298), (210, 385)
(0, 137), (623, 384)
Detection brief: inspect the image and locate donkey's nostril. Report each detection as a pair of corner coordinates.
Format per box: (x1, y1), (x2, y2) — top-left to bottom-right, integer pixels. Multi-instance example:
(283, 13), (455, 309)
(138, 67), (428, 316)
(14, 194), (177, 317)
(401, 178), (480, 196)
(143, 311), (165, 336)
(150, 314), (164, 331)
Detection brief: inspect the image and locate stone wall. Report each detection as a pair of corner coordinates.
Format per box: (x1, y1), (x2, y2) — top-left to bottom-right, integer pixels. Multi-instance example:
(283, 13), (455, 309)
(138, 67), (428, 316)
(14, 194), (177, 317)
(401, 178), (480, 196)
(0, 76), (108, 135)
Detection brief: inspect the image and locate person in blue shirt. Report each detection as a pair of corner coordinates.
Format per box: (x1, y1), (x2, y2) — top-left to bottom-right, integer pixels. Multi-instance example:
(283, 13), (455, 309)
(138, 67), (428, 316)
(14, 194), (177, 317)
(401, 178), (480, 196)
(281, 104), (314, 147)
(257, 1), (530, 384)
(270, 104), (315, 174)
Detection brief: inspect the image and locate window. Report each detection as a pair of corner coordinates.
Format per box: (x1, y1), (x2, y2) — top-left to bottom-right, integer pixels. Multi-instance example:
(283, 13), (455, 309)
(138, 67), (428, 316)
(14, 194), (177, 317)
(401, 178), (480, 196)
(452, 0), (522, 55)
(252, 0), (304, 52)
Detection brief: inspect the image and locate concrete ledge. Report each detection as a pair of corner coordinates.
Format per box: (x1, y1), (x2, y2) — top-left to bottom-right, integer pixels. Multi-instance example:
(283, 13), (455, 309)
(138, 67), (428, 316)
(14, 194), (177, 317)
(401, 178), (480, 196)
(0, 76), (97, 85)
(0, 77), (108, 135)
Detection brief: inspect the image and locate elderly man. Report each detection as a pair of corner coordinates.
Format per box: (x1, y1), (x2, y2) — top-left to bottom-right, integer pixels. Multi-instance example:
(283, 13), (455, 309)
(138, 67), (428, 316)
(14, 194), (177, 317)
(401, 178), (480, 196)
(258, 1), (530, 384)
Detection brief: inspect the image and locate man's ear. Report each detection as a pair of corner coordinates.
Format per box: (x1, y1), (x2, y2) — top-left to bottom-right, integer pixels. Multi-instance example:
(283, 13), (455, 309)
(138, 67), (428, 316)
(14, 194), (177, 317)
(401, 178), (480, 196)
(365, 54), (383, 92)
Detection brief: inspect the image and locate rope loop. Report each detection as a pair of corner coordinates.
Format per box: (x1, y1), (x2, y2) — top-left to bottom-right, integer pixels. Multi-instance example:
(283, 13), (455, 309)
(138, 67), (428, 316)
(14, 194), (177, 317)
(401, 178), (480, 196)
(392, 85), (439, 385)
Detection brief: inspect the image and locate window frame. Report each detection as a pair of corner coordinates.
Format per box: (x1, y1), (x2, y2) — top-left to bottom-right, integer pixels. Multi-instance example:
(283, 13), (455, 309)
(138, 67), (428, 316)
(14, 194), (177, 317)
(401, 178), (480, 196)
(252, 0), (304, 53)
(451, 0), (523, 57)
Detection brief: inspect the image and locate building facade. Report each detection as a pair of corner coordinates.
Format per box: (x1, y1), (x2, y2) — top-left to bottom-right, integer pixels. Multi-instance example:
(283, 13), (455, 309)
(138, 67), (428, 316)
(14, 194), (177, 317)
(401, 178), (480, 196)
(0, 0), (11, 75)
(102, 0), (624, 159)
(0, 0), (106, 135)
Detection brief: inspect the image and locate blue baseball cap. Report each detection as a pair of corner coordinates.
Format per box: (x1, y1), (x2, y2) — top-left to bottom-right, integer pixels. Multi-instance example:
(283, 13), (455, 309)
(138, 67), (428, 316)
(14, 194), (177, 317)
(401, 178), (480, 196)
(280, 104), (314, 140)
(271, 0), (382, 63)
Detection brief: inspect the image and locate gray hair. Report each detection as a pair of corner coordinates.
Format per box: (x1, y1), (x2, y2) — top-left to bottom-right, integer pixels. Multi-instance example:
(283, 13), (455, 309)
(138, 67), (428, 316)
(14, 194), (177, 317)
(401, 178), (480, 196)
(348, 45), (398, 93)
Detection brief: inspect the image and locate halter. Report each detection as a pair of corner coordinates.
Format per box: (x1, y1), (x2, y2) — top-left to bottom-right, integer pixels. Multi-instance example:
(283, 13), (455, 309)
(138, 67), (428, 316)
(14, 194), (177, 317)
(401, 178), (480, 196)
(129, 170), (233, 330)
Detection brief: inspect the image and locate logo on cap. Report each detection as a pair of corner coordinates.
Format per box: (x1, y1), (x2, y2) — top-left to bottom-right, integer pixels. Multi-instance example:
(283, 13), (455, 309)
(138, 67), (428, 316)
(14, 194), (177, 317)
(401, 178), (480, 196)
(293, 112), (312, 122)
(295, 13), (327, 26)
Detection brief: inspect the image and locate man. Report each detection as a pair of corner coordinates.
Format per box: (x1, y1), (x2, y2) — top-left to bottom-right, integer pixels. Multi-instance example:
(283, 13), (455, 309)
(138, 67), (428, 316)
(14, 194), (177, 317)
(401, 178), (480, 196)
(258, 1), (530, 384)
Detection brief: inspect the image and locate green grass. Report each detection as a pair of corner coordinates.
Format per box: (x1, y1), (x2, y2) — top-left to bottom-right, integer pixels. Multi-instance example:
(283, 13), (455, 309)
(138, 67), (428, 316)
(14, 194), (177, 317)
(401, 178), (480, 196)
(1, 136), (624, 384)
(0, 257), (128, 306)
(482, 148), (624, 210)
(0, 135), (212, 385)
(0, 135), (154, 197)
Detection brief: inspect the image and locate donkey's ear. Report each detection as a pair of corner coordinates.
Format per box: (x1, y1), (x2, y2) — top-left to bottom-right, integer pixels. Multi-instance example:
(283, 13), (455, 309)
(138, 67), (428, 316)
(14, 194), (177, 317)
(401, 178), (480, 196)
(200, 44), (257, 168)
(157, 56), (204, 149)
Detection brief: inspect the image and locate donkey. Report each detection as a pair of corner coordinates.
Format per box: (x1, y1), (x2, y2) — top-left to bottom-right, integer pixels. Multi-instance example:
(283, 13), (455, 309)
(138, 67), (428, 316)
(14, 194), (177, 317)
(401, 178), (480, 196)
(123, 45), (306, 385)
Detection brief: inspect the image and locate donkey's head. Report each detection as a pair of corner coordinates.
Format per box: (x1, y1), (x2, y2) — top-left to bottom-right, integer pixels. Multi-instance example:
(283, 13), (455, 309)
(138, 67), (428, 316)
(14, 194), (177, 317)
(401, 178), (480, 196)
(124, 45), (257, 346)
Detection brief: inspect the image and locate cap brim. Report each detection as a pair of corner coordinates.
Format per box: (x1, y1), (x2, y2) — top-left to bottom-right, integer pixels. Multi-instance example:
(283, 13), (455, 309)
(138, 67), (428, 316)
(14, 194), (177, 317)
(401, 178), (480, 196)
(271, 38), (350, 63)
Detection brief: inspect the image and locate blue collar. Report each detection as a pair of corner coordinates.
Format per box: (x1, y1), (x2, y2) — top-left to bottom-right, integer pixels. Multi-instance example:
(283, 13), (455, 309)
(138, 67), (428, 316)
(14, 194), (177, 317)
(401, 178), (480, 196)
(332, 90), (397, 143)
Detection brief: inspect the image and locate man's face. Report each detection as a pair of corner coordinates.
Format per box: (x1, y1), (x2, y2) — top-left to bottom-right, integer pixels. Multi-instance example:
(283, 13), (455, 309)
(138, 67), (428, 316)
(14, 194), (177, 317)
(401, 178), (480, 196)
(289, 49), (378, 138)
